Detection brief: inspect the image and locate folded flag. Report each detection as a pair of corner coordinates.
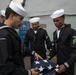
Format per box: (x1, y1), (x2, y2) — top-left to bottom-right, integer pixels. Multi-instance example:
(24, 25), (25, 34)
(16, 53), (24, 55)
(32, 59), (58, 75)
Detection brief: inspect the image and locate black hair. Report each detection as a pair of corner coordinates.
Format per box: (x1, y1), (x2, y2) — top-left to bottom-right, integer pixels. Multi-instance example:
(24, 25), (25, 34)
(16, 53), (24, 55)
(5, 7), (20, 19)
(61, 14), (65, 18)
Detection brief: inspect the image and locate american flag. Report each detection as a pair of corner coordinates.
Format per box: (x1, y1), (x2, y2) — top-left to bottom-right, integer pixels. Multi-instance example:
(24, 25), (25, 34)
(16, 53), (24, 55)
(32, 59), (58, 75)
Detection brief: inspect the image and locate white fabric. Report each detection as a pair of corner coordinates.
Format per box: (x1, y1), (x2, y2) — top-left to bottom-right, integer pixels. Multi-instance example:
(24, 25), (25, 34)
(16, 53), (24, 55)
(64, 62), (69, 68)
(9, 1), (25, 17)
(34, 30), (37, 34)
(57, 30), (60, 38)
(0, 26), (9, 29)
(50, 9), (64, 19)
(13, 0), (23, 4)
(1, 10), (5, 17)
(29, 17), (40, 23)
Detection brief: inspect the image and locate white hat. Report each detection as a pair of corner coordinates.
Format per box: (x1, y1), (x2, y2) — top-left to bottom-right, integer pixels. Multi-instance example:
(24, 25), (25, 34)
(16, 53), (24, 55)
(13, 0), (23, 4)
(1, 10), (5, 17)
(50, 9), (64, 19)
(9, 1), (25, 17)
(29, 17), (40, 23)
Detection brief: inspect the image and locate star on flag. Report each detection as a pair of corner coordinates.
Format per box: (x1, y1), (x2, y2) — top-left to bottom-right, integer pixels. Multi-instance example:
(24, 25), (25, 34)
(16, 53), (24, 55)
(32, 59), (58, 75)
(35, 61), (40, 64)
(39, 66), (44, 72)
(48, 65), (53, 70)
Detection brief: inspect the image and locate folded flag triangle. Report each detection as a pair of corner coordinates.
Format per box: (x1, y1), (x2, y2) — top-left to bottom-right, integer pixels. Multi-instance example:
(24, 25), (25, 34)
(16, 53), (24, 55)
(32, 59), (58, 75)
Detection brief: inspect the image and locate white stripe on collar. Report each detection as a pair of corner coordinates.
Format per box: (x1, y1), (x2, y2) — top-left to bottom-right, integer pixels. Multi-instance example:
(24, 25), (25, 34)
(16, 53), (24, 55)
(0, 26), (9, 29)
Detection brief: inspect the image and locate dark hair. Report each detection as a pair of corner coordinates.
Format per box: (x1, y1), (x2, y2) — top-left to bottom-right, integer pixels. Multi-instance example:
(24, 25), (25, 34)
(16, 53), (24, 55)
(5, 7), (19, 19)
(61, 14), (65, 18)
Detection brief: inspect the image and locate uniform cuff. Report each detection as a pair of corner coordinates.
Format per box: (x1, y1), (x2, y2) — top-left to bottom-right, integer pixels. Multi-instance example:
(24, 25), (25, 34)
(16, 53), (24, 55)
(47, 55), (50, 59)
(64, 62), (69, 68)
(28, 70), (31, 75)
(32, 51), (35, 55)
